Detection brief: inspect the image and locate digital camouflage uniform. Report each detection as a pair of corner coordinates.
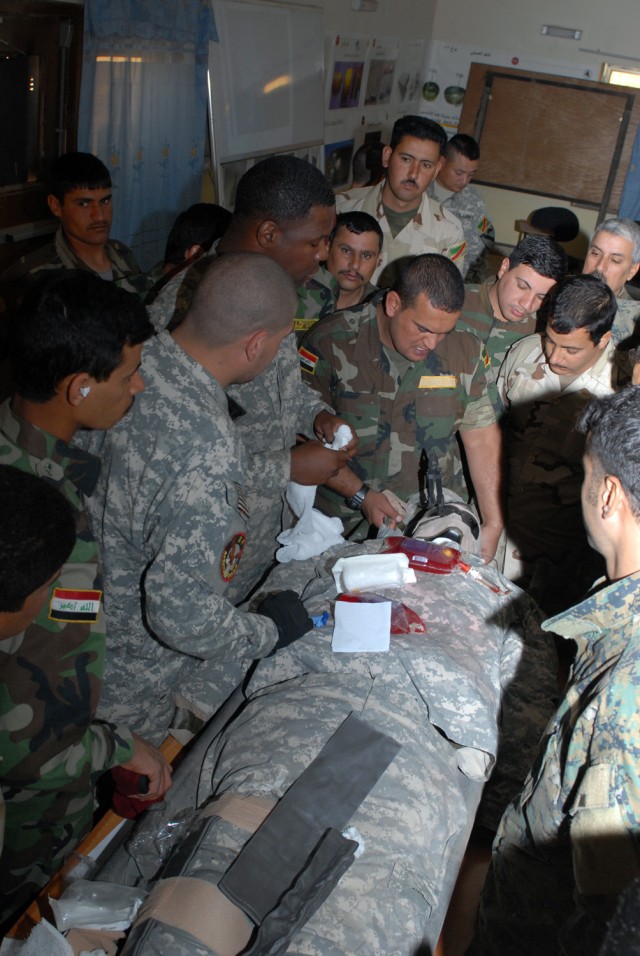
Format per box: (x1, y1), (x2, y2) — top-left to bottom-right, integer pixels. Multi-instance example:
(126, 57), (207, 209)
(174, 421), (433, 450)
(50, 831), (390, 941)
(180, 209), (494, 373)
(119, 541), (558, 955)
(336, 182), (466, 286)
(0, 401), (134, 924)
(227, 332), (329, 601)
(429, 180), (494, 282)
(458, 277), (538, 379)
(83, 332), (279, 746)
(0, 228), (153, 303)
(612, 286), (640, 345)
(499, 333), (621, 607)
(293, 266), (339, 341)
(299, 294), (498, 532)
(473, 572), (640, 956)
(144, 255), (212, 333)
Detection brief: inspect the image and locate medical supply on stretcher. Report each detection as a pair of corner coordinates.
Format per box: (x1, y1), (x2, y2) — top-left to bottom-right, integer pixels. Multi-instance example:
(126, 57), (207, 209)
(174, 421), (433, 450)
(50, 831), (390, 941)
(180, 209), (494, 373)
(336, 592), (426, 634)
(381, 535), (510, 595)
(332, 552), (416, 592)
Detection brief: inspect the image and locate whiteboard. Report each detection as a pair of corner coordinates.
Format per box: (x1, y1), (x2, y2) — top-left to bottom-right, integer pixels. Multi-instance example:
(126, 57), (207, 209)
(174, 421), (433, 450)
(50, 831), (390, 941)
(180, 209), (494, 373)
(208, 0), (324, 164)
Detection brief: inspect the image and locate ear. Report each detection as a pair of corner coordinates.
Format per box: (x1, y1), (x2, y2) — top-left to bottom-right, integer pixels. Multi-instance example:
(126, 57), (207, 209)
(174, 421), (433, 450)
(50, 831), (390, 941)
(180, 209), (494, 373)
(627, 261), (640, 283)
(497, 257), (511, 280)
(384, 290), (401, 318)
(382, 145), (393, 169)
(434, 155), (445, 176)
(47, 194), (63, 220)
(66, 373), (93, 408)
(597, 330), (612, 352)
(256, 220), (280, 252)
(185, 243), (205, 262)
(602, 474), (623, 519)
(245, 329), (268, 362)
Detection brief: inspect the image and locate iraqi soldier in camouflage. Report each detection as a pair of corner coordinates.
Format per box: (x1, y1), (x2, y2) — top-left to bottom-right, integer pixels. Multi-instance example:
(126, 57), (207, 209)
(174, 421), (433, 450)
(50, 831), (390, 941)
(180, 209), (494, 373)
(214, 157), (360, 598)
(0, 272), (171, 928)
(144, 202), (231, 333)
(428, 133), (494, 282)
(582, 217), (640, 345)
(0, 152), (153, 307)
(472, 386), (640, 956)
(459, 234), (568, 378)
(499, 274), (623, 611)
(326, 210), (384, 311)
(299, 254), (504, 562)
(337, 115), (466, 287)
(84, 255), (316, 749)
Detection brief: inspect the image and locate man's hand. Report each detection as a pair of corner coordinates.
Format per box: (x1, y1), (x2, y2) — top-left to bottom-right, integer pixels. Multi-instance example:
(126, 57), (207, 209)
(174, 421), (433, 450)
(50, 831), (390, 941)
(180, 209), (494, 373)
(291, 439), (352, 485)
(120, 732), (173, 800)
(362, 489), (405, 529)
(312, 411), (358, 456)
(480, 523), (502, 564)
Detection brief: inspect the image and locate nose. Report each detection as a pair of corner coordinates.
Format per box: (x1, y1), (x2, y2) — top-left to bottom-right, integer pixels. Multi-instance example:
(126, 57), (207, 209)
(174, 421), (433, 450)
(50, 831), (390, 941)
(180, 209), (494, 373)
(546, 343), (559, 364)
(521, 289), (538, 313)
(130, 370), (145, 395)
(422, 332), (440, 351)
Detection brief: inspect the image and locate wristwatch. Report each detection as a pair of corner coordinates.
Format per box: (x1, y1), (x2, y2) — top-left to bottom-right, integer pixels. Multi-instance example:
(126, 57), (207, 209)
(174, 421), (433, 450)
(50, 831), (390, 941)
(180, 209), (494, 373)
(344, 483), (370, 511)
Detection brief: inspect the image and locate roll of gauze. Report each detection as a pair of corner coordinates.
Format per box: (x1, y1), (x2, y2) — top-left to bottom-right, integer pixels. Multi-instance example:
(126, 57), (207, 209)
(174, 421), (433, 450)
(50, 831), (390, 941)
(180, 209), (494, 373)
(332, 553), (416, 592)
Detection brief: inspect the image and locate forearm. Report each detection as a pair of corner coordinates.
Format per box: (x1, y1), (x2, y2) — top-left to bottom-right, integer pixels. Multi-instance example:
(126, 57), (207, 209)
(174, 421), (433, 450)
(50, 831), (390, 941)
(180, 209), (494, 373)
(461, 423), (504, 529)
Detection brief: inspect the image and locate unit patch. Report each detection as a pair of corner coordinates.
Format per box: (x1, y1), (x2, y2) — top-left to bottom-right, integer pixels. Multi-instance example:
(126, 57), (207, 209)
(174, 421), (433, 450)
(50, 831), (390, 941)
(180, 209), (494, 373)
(49, 588), (102, 623)
(220, 532), (247, 582)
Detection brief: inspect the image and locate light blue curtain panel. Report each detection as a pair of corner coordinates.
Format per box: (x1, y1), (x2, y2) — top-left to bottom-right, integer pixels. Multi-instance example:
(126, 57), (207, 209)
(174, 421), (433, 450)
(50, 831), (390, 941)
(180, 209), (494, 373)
(78, 0), (218, 269)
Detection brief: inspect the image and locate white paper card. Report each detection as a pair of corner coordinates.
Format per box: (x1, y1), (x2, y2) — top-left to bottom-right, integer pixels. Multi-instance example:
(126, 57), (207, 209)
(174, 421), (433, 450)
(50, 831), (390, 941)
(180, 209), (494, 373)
(332, 600), (391, 653)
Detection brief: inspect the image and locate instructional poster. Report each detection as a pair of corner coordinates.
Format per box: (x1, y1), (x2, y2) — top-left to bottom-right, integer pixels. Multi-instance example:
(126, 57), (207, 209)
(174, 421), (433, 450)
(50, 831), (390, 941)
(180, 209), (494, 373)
(365, 37), (400, 107)
(328, 35), (370, 111)
(421, 40), (597, 131)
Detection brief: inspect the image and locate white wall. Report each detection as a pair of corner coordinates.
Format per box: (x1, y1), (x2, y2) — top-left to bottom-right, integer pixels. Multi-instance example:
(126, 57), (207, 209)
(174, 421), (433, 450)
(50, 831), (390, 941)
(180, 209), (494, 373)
(430, 0), (640, 248)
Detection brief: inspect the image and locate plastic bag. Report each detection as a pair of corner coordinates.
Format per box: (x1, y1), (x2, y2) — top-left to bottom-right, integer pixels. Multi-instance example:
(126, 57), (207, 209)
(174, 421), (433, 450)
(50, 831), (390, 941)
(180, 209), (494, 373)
(49, 879), (147, 931)
(336, 592), (426, 634)
(381, 535), (462, 574)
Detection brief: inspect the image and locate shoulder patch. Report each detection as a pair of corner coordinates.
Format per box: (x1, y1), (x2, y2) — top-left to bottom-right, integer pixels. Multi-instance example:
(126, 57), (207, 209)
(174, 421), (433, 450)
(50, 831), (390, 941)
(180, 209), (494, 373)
(449, 241), (467, 262)
(221, 532), (246, 582)
(49, 588), (102, 623)
(299, 347), (319, 374)
(482, 346), (491, 369)
(293, 318), (317, 333)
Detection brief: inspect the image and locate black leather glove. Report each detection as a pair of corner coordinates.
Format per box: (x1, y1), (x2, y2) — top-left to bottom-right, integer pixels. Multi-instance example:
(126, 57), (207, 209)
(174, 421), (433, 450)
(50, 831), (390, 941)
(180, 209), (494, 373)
(257, 590), (313, 652)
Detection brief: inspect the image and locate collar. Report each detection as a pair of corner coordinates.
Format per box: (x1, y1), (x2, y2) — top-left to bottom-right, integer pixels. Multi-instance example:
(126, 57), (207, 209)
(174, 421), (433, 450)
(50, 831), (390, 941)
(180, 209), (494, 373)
(543, 570), (640, 642)
(0, 399), (101, 496)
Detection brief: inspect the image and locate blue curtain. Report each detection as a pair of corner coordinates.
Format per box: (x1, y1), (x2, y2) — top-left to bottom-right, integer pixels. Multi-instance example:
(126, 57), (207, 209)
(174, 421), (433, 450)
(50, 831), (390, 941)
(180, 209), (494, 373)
(619, 123), (640, 222)
(78, 0), (217, 270)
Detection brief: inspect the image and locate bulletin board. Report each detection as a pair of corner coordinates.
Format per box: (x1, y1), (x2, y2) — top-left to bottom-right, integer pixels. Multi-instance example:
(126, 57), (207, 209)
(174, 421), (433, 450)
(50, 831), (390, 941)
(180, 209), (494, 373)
(459, 63), (639, 217)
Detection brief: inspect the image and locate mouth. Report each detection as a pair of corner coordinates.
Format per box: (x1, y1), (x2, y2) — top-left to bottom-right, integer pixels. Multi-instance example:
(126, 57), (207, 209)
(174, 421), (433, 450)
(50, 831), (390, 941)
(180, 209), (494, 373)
(402, 180), (417, 189)
(340, 271), (363, 282)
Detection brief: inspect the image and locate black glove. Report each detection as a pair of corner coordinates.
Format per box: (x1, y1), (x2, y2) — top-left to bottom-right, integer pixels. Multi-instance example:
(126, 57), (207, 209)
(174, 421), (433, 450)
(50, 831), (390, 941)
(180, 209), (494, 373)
(257, 590), (313, 652)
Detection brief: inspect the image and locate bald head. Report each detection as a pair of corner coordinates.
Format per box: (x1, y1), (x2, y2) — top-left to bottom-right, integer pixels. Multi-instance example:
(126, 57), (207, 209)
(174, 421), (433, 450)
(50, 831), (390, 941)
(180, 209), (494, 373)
(184, 252), (297, 347)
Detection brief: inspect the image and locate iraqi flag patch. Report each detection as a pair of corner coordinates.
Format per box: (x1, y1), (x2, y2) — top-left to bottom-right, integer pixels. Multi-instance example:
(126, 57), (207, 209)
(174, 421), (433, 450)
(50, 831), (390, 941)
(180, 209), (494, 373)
(299, 347), (319, 374)
(449, 241), (466, 262)
(49, 588), (102, 623)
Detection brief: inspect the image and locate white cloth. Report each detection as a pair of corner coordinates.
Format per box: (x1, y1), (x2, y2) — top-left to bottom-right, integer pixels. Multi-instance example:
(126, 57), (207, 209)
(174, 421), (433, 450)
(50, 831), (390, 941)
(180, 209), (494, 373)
(275, 425), (353, 563)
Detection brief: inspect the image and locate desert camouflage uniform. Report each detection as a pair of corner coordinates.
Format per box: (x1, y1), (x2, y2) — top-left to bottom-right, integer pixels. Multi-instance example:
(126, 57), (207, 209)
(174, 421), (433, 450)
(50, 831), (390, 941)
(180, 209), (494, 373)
(0, 228), (152, 303)
(473, 572), (640, 956)
(227, 333), (329, 600)
(499, 333), (621, 606)
(429, 180), (494, 282)
(299, 295), (498, 530)
(458, 277), (538, 378)
(293, 266), (339, 340)
(0, 401), (134, 924)
(336, 181), (466, 286)
(120, 541), (557, 955)
(613, 286), (640, 345)
(84, 332), (279, 746)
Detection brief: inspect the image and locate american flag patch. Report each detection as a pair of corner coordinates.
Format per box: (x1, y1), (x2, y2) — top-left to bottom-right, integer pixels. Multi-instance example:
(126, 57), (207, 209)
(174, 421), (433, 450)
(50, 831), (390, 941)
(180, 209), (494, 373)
(299, 347), (319, 373)
(49, 588), (102, 623)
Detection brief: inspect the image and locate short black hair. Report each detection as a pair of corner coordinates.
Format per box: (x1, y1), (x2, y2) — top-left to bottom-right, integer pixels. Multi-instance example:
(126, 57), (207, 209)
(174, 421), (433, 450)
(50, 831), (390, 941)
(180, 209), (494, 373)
(543, 273), (616, 345)
(351, 142), (386, 187)
(506, 235), (568, 282)
(577, 388), (640, 519)
(164, 203), (232, 265)
(390, 115), (447, 155)
(330, 211), (383, 252)
(233, 155), (335, 224)
(445, 133), (480, 161)
(47, 152), (111, 202)
(11, 271), (154, 402)
(393, 253), (465, 313)
(0, 465), (76, 613)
